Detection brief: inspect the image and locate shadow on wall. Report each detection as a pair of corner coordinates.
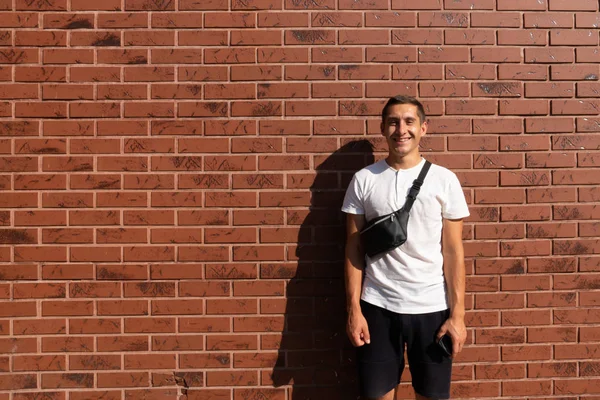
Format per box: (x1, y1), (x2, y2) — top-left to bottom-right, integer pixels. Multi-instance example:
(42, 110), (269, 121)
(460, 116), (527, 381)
(269, 140), (375, 400)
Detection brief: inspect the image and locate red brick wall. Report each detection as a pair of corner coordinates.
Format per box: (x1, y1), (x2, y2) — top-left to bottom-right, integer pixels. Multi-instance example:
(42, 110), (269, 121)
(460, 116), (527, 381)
(0, 0), (599, 399)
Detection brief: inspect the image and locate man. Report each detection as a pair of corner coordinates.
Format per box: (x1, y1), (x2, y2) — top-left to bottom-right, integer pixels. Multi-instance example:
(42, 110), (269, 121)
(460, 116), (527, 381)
(342, 95), (470, 400)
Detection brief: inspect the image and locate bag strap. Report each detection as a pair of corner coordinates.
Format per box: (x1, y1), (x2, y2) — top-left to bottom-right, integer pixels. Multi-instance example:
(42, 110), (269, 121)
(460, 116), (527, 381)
(402, 160), (432, 212)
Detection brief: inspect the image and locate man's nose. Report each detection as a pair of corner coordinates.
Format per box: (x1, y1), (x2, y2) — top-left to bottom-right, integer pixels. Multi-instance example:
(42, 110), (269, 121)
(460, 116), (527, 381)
(398, 121), (409, 132)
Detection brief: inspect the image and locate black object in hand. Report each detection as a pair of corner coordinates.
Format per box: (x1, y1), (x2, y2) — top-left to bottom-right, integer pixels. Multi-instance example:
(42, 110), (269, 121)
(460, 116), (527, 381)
(437, 334), (453, 357)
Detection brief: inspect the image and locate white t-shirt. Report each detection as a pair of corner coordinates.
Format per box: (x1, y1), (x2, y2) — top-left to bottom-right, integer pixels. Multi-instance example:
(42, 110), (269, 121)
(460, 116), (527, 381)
(342, 158), (470, 314)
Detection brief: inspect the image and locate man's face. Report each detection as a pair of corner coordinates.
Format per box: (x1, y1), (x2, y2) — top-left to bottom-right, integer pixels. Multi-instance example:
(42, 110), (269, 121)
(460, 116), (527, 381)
(380, 103), (427, 158)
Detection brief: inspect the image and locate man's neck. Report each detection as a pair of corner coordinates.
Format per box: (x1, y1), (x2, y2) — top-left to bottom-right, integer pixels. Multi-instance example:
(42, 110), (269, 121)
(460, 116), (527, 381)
(385, 151), (422, 171)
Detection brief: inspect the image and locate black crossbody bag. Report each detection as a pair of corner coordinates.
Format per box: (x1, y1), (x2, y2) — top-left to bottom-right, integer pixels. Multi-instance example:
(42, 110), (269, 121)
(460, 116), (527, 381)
(360, 161), (432, 258)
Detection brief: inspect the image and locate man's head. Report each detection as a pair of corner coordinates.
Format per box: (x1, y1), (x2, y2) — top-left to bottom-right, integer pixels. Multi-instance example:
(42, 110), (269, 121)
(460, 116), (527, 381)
(381, 95), (426, 125)
(380, 95), (428, 160)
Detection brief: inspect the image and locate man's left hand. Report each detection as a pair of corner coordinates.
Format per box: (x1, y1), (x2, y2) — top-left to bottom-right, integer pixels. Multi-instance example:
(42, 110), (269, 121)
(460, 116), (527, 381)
(437, 315), (467, 358)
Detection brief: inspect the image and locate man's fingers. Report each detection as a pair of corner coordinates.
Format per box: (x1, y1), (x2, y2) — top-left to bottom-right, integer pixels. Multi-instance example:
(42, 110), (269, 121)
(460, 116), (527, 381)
(452, 341), (459, 358)
(436, 325), (448, 340)
(352, 332), (364, 347)
(362, 326), (371, 344)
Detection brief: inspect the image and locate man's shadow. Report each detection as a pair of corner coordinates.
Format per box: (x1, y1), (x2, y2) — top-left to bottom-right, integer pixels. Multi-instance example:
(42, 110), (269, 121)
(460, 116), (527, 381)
(270, 140), (375, 400)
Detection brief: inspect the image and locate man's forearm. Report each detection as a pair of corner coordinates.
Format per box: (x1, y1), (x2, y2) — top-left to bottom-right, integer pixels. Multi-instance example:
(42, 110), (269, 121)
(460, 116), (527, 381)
(443, 252), (466, 318)
(345, 243), (364, 313)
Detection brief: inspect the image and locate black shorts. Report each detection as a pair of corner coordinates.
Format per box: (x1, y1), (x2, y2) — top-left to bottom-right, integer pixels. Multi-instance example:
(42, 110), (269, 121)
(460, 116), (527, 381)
(357, 300), (452, 399)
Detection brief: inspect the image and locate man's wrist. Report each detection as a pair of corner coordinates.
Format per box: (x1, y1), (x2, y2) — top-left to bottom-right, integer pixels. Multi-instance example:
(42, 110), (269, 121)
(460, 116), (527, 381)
(450, 304), (465, 319)
(346, 300), (362, 314)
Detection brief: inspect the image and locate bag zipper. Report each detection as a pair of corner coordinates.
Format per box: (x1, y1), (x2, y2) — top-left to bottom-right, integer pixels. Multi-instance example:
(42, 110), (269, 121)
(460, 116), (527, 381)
(360, 212), (395, 234)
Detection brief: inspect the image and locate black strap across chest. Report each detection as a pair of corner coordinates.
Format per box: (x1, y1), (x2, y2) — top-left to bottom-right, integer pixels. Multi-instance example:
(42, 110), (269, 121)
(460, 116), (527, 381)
(402, 160), (431, 212)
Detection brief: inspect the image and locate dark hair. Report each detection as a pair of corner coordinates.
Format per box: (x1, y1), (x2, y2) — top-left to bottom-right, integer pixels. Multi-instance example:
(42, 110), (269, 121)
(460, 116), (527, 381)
(381, 95), (426, 124)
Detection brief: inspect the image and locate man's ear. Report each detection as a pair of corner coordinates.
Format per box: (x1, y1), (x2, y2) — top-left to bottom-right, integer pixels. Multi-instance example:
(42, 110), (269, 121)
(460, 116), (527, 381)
(380, 121), (385, 136)
(420, 120), (428, 136)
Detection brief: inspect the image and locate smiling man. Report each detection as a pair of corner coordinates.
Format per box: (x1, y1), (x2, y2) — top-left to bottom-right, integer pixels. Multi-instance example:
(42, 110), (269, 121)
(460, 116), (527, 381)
(342, 96), (470, 400)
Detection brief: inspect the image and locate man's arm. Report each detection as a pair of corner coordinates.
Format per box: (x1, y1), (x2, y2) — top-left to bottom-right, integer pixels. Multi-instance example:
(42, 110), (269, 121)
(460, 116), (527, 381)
(344, 213), (370, 347)
(437, 218), (467, 357)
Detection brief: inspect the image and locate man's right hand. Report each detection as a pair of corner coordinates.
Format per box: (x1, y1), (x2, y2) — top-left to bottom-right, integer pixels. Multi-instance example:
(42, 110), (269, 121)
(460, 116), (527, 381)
(346, 309), (370, 347)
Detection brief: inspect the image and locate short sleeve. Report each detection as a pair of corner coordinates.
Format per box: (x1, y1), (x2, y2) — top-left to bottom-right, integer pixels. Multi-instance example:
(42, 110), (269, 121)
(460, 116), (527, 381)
(341, 174), (365, 215)
(441, 172), (470, 220)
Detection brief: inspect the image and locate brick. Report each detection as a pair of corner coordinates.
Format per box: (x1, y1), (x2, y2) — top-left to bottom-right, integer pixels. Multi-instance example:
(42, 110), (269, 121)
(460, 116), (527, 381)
(392, 29), (442, 45)
(42, 301), (93, 317)
(392, 64), (443, 80)
(285, 30), (336, 45)
(580, 188), (600, 203)
(502, 345), (552, 361)
(43, 49), (93, 65)
(125, 354), (176, 370)
(498, 30), (548, 46)
(576, 12), (600, 27)
(525, 47), (574, 63)
(14, 319), (66, 335)
(446, 99), (496, 115)
(42, 264), (93, 280)
(69, 319), (121, 334)
(313, 47), (363, 63)
(96, 372), (148, 388)
(476, 364), (525, 380)
(262, 12), (309, 27)
(472, 47), (522, 63)
(554, 274), (600, 290)
(0, 301), (36, 317)
(444, 0), (494, 8)
(71, 0), (121, 10)
(502, 380), (552, 396)
(499, 65), (548, 81)
(450, 382), (500, 398)
(14, 283), (66, 299)
(70, 355), (121, 371)
(231, 30), (281, 46)
(553, 99), (600, 115)
(550, 0), (598, 10)
(0, 374), (38, 391)
(206, 370), (258, 386)
(526, 152), (576, 168)
(525, 12), (574, 28)
(527, 118), (574, 134)
(419, 46), (469, 62)
(498, 0), (547, 10)
(0, 337), (37, 353)
(45, 337), (95, 356)
(529, 189), (577, 206)
(527, 222), (577, 238)
(471, 12), (521, 27)
(529, 327), (577, 343)
(208, 297), (259, 314)
(526, 82), (574, 98)
(339, 0), (386, 8)
(551, 29), (599, 46)
(475, 224), (525, 240)
(501, 239), (552, 256)
(552, 65), (599, 81)
(95, 265), (147, 281)
(99, 13), (148, 28)
(258, 48), (309, 63)
(528, 292), (577, 307)
(232, 0), (282, 9)
(179, 352), (231, 368)
(502, 310), (551, 326)
(529, 257), (577, 273)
